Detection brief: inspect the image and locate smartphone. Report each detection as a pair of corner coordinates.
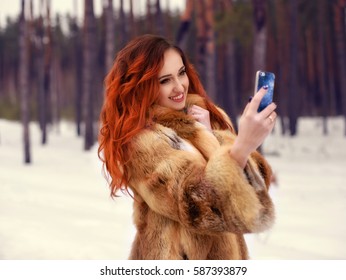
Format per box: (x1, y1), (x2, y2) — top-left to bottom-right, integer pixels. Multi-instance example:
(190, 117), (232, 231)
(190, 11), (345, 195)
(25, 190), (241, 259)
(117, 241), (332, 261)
(254, 70), (275, 112)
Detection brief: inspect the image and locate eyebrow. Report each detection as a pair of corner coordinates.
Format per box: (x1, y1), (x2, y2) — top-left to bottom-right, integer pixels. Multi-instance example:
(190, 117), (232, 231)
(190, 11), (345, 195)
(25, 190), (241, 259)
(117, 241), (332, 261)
(158, 65), (185, 80)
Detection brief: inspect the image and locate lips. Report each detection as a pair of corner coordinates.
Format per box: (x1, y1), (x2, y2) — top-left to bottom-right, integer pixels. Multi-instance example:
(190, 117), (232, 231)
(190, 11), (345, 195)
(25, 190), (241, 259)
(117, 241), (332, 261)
(169, 93), (184, 102)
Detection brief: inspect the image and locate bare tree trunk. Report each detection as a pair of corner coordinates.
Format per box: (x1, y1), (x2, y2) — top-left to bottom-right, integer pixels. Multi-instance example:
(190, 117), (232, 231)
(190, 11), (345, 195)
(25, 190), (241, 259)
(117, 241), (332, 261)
(105, 0), (115, 72)
(146, 0), (154, 33)
(288, 0), (299, 136)
(226, 43), (237, 118)
(333, 0), (346, 135)
(325, 4), (337, 116)
(19, 0), (31, 164)
(317, 0), (328, 135)
(83, 0), (96, 150)
(41, 0), (52, 144)
(37, 0), (45, 133)
(196, 0), (207, 89)
(176, 0), (194, 49)
(217, 0), (238, 131)
(205, 0), (216, 101)
(252, 0), (267, 72)
(129, 0), (137, 37)
(304, 27), (316, 115)
(70, 17), (83, 136)
(253, 0), (267, 151)
(276, 0), (289, 135)
(51, 56), (61, 133)
(155, 0), (164, 36)
(164, 0), (173, 40)
(119, 0), (127, 47)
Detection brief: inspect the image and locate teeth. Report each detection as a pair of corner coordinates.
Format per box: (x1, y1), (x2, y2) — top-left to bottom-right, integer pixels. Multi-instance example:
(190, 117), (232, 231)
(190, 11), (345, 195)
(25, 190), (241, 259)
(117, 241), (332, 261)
(170, 93), (183, 100)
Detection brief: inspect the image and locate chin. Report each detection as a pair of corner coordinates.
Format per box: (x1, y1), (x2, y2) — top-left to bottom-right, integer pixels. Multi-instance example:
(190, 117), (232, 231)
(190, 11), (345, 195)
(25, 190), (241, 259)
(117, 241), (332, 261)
(170, 101), (186, 111)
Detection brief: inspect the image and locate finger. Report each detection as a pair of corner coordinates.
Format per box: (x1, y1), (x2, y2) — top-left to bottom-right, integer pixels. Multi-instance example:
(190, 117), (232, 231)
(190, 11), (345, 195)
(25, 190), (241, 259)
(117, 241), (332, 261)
(187, 107), (194, 115)
(267, 112), (277, 125)
(187, 105), (199, 114)
(191, 105), (207, 114)
(188, 109), (201, 118)
(243, 101), (251, 115)
(190, 105), (203, 111)
(249, 86), (268, 113)
(259, 102), (277, 118)
(188, 109), (201, 117)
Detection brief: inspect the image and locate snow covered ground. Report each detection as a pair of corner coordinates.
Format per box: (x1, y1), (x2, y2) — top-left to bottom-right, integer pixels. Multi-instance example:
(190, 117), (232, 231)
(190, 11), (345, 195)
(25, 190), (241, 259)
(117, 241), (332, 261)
(0, 117), (345, 260)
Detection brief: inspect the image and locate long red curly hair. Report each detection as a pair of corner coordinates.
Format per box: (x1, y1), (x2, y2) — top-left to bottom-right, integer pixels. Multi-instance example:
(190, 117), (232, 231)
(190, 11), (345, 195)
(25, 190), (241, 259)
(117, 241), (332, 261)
(98, 34), (232, 197)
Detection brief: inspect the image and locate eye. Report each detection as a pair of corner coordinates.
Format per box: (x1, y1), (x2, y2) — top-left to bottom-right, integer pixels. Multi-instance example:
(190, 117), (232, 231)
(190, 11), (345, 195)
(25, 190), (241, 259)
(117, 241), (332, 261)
(159, 78), (170, 84)
(179, 69), (186, 76)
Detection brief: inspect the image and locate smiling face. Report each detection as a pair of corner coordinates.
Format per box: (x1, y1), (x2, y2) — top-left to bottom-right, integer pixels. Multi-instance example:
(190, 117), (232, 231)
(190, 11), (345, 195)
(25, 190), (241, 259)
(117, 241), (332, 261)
(157, 48), (189, 110)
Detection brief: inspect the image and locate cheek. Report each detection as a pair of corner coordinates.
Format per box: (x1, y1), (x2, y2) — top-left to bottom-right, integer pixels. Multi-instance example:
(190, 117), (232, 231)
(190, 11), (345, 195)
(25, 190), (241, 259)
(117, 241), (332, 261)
(159, 86), (169, 99)
(183, 76), (190, 89)
(158, 86), (170, 105)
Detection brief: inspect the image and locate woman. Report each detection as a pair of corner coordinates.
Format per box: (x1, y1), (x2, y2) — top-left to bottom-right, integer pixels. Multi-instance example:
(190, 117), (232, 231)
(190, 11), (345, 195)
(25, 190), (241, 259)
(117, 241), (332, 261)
(98, 34), (277, 260)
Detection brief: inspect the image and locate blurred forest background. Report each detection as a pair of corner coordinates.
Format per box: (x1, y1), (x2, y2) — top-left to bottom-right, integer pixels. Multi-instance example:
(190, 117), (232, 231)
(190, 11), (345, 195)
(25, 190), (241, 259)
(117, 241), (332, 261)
(0, 0), (346, 164)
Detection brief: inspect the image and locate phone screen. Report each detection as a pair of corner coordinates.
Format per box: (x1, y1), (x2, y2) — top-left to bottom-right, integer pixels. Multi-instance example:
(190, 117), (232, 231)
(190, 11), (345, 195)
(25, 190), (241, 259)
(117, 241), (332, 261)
(255, 71), (275, 112)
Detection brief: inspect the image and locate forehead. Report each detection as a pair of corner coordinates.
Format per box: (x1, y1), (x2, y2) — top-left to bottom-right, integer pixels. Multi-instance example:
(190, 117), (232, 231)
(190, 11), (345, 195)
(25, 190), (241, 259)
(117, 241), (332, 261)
(159, 49), (184, 74)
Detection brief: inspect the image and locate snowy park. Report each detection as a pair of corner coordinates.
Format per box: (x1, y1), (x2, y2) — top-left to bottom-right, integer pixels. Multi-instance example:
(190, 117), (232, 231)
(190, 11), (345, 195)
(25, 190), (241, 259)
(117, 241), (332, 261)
(0, 117), (345, 260)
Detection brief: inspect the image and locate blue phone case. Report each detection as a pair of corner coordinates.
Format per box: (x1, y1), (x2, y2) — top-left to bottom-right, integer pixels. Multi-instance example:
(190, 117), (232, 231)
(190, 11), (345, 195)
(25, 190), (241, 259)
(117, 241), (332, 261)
(256, 71), (275, 112)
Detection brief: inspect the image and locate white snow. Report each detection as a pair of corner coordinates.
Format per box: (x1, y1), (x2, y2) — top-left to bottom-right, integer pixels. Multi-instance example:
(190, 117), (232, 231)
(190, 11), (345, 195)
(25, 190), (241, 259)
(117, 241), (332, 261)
(0, 117), (345, 259)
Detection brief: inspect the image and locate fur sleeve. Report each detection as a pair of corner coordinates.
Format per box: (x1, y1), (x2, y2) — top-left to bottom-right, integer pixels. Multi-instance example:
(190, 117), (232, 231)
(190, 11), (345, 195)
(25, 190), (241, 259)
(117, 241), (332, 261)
(213, 129), (273, 189)
(127, 127), (275, 235)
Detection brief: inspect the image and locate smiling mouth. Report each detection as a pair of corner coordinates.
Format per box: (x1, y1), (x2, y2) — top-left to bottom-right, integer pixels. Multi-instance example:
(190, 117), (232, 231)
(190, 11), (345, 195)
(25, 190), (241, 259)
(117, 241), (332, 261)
(169, 93), (184, 101)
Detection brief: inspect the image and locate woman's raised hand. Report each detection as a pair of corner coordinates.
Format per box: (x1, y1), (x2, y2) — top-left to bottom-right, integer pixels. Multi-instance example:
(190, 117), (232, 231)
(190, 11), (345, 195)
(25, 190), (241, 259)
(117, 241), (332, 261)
(188, 105), (213, 131)
(230, 87), (277, 168)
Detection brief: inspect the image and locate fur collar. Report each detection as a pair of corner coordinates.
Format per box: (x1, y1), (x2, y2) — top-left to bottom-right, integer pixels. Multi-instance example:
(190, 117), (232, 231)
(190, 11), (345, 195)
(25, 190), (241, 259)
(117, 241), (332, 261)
(148, 94), (207, 139)
(148, 94), (220, 159)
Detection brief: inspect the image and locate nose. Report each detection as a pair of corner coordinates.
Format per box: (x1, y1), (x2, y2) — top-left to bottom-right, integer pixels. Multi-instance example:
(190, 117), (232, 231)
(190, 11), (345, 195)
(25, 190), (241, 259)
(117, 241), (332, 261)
(173, 78), (184, 92)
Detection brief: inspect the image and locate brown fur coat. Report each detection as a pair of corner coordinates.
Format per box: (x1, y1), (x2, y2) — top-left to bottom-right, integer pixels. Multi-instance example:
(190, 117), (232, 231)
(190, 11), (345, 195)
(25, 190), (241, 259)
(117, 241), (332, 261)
(126, 94), (275, 260)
